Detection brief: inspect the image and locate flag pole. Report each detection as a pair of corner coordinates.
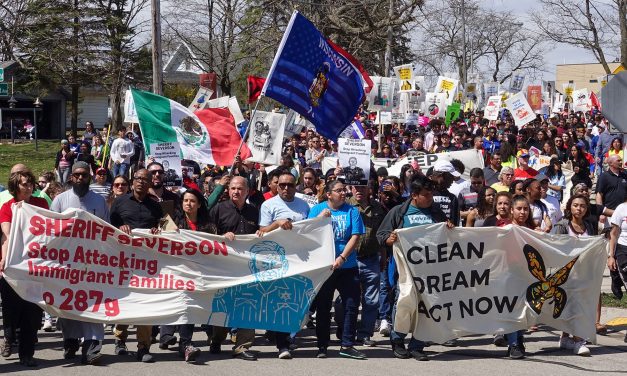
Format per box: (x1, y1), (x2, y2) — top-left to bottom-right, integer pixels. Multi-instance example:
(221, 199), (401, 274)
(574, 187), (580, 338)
(229, 96), (262, 174)
(102, 123), (112, 168)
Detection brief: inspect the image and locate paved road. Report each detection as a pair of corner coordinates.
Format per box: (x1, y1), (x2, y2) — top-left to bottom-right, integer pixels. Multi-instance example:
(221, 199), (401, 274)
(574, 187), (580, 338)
(1, 307), (626, 376)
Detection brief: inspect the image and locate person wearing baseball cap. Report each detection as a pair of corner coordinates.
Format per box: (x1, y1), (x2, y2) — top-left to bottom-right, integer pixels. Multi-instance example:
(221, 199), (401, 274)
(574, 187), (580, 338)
(429, 160), (461, 229)
(513, 149), (538, 181)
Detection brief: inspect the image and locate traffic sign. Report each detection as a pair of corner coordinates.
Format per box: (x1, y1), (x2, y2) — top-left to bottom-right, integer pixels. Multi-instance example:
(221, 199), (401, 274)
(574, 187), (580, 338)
(0, 83), (8, 96)
(0, 68), (3, 82)
(601, 71), (627, 133)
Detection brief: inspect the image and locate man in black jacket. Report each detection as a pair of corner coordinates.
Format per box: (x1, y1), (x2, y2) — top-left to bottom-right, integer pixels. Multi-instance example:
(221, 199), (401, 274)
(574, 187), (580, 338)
(376, 176), (451, 361)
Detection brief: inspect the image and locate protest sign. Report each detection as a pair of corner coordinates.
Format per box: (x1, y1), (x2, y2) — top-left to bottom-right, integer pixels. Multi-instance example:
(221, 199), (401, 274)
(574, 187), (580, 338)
(435, 76), (459, 105)
(376, 111), (392, 125)
(246, 111), (286, 165)
(563, 82), (575, 104)
(188, 87), (215, 112)
(394, 64), (415, 93)
(542, 80), (555, 108)
(484, 95), (502, 120)
(367, 76), (395, 111)
(509, 70), (525, 93)
(405, 112), (419, 127)
(391, 110), (406, 124)
(123, 90), (139, 123)
(372, 149), (484, 181)
(483, 82), (499, 99)
(150, 142), (182, 186)
(295, 192), (319, 208)
(409, 76), (426, 106)
(393, 223), (606, 343)
(425, 92), (447, 118)
(552, 93), (565, 113)
(505, 92), (536, 127)
(445, 102), (461, 126)
(338, 138), (371, 185)
(4, 204), (335, 332)
(573, 88), (591, 112)
(527, 85), (542, 112)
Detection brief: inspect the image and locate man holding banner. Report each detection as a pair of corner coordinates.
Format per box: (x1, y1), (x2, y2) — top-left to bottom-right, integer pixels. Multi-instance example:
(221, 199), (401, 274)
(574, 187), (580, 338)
(376, 176), (451, 361)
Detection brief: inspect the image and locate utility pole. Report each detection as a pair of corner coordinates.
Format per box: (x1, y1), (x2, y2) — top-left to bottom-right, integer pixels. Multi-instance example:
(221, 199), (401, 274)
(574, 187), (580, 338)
(460, 0), (467, 89)
(151, 0), (163, 95)
(383, 0), (394, 78)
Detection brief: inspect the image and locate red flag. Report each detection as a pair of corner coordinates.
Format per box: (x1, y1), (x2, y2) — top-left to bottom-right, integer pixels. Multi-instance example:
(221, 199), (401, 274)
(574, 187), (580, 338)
(590, 91), (601, 110)
(326, 39), (373, 94)
(195, 108), (252, 166)
(247, 75), (266, 103)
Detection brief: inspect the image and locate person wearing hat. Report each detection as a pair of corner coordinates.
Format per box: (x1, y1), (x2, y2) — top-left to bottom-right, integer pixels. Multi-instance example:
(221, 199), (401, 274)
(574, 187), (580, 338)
(429, 159), (461, 228)
(513, 149), (538, 181)
(90, 167), (112, 199)
(50, 161), (110, 365)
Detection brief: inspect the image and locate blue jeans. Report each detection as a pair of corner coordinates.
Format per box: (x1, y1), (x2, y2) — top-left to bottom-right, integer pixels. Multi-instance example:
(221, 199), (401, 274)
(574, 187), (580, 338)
(379, 257), (393, 321)
(505, 330), (524, 346)
(58, 167), (70, 184)
(112, 162), (129, 178)
(357, 255), (380, 339)
(315, 268), (360, 348)
(390, 287), (424, 351)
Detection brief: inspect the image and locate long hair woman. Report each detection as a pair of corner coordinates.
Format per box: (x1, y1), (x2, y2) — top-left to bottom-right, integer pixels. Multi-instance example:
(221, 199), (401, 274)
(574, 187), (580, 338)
(569, 144), (592, 188)
(0, 169), (49, 366)
(482, 191), (512, 227)
(466, 187), (496, 227)
(545, 157), (566, 202)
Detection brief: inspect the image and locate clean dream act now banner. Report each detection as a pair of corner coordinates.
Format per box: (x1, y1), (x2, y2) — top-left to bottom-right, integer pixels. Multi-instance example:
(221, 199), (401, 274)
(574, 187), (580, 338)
(393, 223), (606, 343)
(4, 204), (335, 332)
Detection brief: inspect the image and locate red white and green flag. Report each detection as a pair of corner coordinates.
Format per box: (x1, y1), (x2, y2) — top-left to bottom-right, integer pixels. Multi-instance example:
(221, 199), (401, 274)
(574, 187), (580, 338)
(131, 88), (251, 166)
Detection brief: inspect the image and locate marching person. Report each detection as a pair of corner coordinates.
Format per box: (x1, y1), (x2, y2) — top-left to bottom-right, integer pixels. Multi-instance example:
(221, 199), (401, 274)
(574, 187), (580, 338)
(376, 176), (451, 361)
(49, 161), (109, 365)
(308, 180), (366, 360)
(109, 125), (135, 178)
(110, 168), (163, 363)
(0, 167), (48, 367)
(208, 175), (259, 361)
(258, 170), (310, 359)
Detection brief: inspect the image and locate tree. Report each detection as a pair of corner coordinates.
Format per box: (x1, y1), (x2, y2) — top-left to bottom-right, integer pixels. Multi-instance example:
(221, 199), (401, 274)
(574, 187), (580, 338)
(0, 0), (30, 62)
(531, 0), (618, 74)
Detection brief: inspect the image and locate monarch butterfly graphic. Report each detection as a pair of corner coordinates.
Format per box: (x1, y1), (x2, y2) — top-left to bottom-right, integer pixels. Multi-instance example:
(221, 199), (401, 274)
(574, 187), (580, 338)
(523, 245), (578, 318)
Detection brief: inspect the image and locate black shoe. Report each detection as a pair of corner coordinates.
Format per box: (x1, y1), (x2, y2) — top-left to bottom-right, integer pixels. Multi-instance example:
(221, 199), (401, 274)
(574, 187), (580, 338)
(82, 352), (102, 365)
(493, 334), (507, 347)
(63, 347), (77, 359)
(442, 338), (458, 347)
(19, 357), (38, 367)
(316, 347), (327, 358)
(114, 340), (128, 356)
(209, 342), (222, 354)
(233, 350), (257, 361)
(391, 341), (411, 359)
(339, 346), (367, 360)
(410, 349), (428, 361)
(137, 347), (155, 363)
(306, 315), (316, 329)
(355, 337), (376, 347)
(184, 346), (200, 363)
(508, 344), (525, 359)
(159, 335), (177, 350)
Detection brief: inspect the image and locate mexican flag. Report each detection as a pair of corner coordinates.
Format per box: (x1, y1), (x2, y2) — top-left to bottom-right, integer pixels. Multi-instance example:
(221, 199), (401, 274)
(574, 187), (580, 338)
(131, 88), (251, 166)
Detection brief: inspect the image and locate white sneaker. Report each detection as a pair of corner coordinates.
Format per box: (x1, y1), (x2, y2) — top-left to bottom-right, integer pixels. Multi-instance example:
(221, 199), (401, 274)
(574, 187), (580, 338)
(278, 349), (292, 359)
(379, 319), (391, 337)
(573, 341), (590, 356)
(42, 319), (54, 332)
(558, 336), (575, 350)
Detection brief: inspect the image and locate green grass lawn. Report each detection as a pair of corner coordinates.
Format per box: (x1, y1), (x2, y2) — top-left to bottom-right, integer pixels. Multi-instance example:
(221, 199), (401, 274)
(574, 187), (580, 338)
(601, 292), (627, 309)
(0, 140), (59, 184)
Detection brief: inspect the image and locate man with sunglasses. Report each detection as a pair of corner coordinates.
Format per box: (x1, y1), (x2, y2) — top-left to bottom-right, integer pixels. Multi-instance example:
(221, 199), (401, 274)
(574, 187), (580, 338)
(50, 161), (110, 365)
(110, 169), (163, 363)
(147, 161), (180, 216)
(258, 170), (310, 359)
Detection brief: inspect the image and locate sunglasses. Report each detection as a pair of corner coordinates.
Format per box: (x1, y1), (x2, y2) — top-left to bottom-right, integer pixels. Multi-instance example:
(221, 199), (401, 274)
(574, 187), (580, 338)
(72, 172), (90, 178)
(113, 182), (128, 187)
(150, 170), (164, 175)
(278, 183), (295, 189)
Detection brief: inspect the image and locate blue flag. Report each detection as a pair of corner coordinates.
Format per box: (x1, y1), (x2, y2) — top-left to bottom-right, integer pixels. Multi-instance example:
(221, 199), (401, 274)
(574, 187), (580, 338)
(262, 11), (365, 141)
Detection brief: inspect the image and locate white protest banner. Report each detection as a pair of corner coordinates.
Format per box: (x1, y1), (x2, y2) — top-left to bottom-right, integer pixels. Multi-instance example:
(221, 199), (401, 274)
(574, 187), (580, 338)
(367, 76), (395, 111)
(393, 224), (605, 343)
(425, 92), (447, 118)
(150, 142), (182, 186)
(295, 192), (319, 208)
(435, 76), (459, 105)
(391, 110), (406, 124)
(505, 92), (536, 127)
(483, 82), (499, 99)
(484, 96), (502, 121)
(372, 149), (484, 181)
(552, 93), (565, 113)
(572, 88), (591, 112)
(542, 80), (555, 109)
(376, 111), (392, 125)
(509, 70), (525, 93)
(246, 111), (286, 165)
(123, 89), (139, 123)
(394, 64), (415, 93)
(5, 204), (335, 331)
(188, 87), (215, 112)
(338, 138), (371, 185)
(408, 76), (426, 108)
